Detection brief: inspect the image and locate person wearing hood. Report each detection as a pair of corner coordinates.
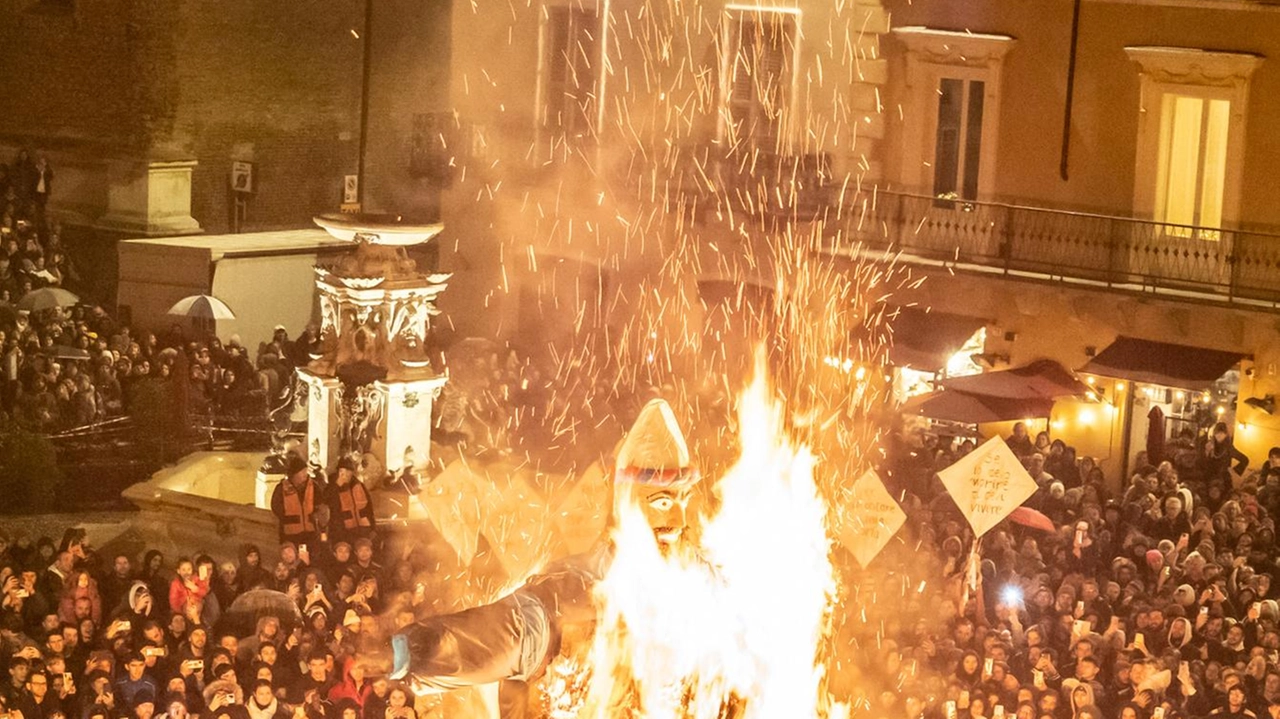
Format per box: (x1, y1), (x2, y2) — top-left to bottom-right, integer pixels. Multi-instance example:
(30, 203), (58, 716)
(245, 680), (285, 719)
(1062, 678), (1097, 719)
(1168, 614), (1196, 657)
(953, 651), (983, 690)
(119, 581), (156, 626)
(237, 546), (270, 592)
(326, 655), (370, 708)
(202, 680), (247, 719)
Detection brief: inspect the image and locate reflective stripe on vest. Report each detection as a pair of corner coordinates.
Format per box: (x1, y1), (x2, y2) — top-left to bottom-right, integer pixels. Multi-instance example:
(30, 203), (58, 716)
(338, 483), (372, 529)
(282, 480), (315, 535)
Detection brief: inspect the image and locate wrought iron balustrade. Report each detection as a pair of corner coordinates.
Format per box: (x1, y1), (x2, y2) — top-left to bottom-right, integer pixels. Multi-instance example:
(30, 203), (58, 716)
(839, 191), (1280, 306)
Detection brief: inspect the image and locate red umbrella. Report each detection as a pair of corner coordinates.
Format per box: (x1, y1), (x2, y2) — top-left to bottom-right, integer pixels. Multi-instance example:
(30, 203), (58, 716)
(1008, 506), (1056, 533)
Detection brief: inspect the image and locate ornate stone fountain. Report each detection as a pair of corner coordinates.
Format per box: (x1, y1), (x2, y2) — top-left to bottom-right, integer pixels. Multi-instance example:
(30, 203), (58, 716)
(298, 213), (451, 480)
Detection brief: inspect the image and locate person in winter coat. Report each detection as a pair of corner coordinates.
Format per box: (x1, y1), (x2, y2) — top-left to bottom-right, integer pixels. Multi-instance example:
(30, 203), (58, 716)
(168, 558), (210, 624)
(246, 680), (287, 719)
(57, 570), (102, 626)
(325, 457), (376, 548)
(1202, 422), (1249, 485)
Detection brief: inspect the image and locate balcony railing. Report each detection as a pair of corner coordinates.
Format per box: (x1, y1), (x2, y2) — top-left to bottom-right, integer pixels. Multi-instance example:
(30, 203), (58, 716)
(838, 191), (1280, 307)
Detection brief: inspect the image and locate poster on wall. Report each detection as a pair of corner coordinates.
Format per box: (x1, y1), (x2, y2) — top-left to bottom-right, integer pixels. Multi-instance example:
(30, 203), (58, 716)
(231, 161), (254, 194)
(343, 175), (359, 205)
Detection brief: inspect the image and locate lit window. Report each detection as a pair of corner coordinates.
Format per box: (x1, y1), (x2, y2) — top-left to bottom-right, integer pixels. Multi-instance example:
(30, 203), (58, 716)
(1126, 46), (1261, 236)
(1154, 94), (1230, 239)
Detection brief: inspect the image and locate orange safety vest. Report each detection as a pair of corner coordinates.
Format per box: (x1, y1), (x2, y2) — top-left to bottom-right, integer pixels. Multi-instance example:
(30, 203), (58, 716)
(336, 482), (372, 530)
(281, 477), (316, 535)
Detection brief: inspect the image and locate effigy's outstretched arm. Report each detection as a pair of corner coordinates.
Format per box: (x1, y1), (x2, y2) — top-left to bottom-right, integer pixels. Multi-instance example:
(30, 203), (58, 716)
(392, 561), (599, 692)
(392, 592), (548, 692)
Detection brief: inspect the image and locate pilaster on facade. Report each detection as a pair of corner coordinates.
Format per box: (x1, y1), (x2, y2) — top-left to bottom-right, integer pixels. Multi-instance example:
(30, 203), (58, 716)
(850, 0), (892, 187)
(93, 158), (203, 236)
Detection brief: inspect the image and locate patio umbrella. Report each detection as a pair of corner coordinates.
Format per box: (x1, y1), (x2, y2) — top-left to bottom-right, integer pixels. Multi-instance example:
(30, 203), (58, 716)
(16, 287), (79, 312)
(901, 389), (1055, 424)
(167, 294), (237, 320)
(940, 359), (1092, 400)
(226, 588), (302, 634)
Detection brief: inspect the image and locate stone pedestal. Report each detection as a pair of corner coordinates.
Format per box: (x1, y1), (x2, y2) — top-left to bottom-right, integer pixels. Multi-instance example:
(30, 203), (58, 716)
(303, 214), (452, 479)
(95, 158), (202, 236)
(377, 375), (449, 475)
(255, 470), (284, 510)
(297, 371), (343, 470)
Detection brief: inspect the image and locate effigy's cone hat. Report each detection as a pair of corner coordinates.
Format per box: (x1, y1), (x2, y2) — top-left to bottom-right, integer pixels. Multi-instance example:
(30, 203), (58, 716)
(615, 399), (700, 487)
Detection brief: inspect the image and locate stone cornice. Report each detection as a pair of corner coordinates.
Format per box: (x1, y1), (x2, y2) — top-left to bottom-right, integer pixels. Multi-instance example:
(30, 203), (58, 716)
(1124, 46), (1264, 86)
(892, 26), (1016, 68)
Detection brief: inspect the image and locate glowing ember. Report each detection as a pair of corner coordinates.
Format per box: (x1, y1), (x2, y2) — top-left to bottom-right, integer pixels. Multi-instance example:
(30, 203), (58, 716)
(579, 356), (841, 718)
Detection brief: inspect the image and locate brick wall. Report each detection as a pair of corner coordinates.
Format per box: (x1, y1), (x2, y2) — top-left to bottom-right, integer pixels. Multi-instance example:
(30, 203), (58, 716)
(0, 0), (364, 234)
(172, 0), (364, 233)
(0, 0), (141, 148)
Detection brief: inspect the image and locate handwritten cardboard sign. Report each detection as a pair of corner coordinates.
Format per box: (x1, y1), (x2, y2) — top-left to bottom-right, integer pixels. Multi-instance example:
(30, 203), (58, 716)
(938, 436), (1039, 538)
(837, 469), (906, 567)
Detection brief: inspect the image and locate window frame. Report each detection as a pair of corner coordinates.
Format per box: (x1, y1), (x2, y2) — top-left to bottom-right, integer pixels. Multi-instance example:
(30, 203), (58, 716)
(534, 0), (608, 145)
(1126, 46), (1262, 233)
(717, 4), (802, 151)
(892, 27), (1014, 203)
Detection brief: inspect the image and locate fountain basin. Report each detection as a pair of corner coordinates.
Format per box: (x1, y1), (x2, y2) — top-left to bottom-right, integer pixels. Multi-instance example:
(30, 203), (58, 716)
(313, 213), (444, 246)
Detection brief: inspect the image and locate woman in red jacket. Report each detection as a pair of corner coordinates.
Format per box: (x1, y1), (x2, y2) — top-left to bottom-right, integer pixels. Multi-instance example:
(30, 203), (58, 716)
(169, 557), (210, 622)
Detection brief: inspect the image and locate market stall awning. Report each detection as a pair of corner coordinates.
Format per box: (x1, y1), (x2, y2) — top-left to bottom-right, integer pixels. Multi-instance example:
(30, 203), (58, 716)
(1079, 336), (1246, 390)
(940, 359), (1091, 400)
(888, 306), (987, 372)
(901, 390), (1056, 424)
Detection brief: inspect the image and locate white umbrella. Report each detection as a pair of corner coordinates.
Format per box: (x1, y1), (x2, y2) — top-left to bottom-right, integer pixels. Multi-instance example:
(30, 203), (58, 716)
(166, 294), (236, 320)
(16, 287), (79, 312)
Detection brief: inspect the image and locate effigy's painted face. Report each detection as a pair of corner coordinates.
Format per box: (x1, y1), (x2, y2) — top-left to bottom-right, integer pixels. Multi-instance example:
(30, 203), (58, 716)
(623, 482), (695, 546)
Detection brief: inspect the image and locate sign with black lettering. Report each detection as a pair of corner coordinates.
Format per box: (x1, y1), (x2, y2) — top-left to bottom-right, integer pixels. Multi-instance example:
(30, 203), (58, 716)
(938, 436), (1038, 537)
(837, 469), (906, 567)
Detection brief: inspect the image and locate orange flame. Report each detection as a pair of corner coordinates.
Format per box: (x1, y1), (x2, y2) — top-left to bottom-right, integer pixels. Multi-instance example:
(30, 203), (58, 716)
(578, 355), (843, 718)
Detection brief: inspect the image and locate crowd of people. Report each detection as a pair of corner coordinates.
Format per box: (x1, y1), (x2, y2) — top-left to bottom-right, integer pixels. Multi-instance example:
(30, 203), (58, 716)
(0, 148), (316, 434)
(1, 306), (309, 433)
(853, 419), (1280, 719)
(0, 512), (426, 719)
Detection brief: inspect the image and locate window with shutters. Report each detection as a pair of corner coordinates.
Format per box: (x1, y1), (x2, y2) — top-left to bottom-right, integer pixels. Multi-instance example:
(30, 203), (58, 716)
(719, 7), (799, 148)
(538, 4), (602, 140)
(892, 27), (1014, 202)
(932, 77), (985, 202)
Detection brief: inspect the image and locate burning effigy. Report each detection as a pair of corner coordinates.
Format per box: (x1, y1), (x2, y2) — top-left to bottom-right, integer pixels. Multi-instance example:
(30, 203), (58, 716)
(386, 359), (845, 719)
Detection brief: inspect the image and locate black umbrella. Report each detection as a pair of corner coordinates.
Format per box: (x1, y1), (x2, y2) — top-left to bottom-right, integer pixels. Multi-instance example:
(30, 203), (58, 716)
(226, 588), (302, 635)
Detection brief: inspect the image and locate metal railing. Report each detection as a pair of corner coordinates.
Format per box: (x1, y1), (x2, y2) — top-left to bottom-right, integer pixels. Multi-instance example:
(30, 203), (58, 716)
(837, 191), (1280, 307)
